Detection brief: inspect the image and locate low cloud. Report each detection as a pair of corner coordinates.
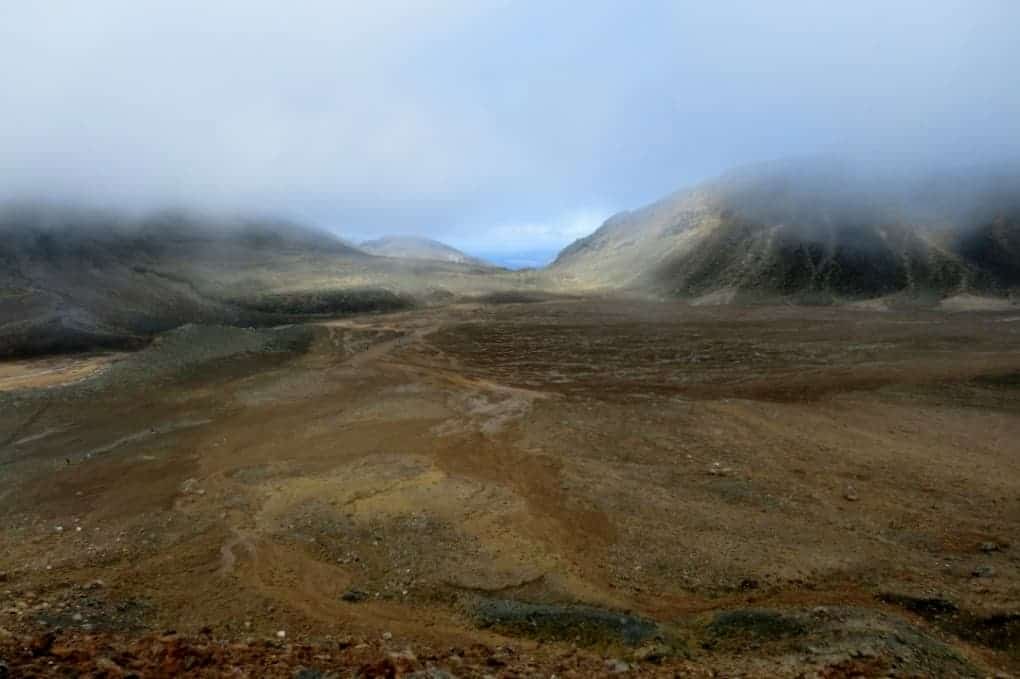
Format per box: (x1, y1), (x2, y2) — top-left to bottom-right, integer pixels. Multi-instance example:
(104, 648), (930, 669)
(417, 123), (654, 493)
(2, 1), (1018, 253)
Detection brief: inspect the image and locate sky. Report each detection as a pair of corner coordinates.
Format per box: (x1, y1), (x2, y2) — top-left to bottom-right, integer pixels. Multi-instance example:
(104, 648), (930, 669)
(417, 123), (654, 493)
(2, 1), (1019, 266)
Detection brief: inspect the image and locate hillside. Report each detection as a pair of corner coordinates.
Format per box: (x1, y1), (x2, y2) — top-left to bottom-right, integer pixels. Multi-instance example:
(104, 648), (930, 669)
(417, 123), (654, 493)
(549, 159), (1020, 304)
(0, 206), (524, 357)
(359, 235), (492, 267)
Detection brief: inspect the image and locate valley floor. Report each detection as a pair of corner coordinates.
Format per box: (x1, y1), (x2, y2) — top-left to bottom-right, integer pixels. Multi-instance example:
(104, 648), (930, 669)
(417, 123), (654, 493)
(1, 299), (1019, 677)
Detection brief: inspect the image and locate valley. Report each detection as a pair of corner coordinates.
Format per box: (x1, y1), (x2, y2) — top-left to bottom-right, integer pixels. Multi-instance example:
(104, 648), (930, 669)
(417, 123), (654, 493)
(1, 298), (1018, 676)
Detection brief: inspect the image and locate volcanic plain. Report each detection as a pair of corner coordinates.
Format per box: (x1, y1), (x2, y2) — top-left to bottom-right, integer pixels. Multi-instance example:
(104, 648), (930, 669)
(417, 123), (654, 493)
(1, 298), (1019, 677)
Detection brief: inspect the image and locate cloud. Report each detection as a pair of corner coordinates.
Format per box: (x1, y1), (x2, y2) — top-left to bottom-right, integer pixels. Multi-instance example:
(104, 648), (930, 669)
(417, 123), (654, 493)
(450, 209), (612, 254)
(1, 1), (1018, 252)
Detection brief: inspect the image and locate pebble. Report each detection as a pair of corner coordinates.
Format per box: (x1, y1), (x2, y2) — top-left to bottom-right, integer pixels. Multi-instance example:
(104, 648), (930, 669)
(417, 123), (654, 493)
(341, 589), (367, 603)
(972, 565), (995, 578)
(980, 541), (1004, 553)
(843, 486), (860, 502)
(605, 658), (631, 673)
(388, 649), (417, 662)
(632, 643), (670, 664)
(382, 631), (393, 641)
(276, 630), (287, 639)
(707, 462), (731, 476)
(292, 669), (323, 679)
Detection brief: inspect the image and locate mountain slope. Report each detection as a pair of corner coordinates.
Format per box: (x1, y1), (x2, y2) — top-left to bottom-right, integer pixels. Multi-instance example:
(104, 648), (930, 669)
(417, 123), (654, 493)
(0, 207), (520, 357)
(359, 235), (491, 267)
(550, 159), (1020, 303)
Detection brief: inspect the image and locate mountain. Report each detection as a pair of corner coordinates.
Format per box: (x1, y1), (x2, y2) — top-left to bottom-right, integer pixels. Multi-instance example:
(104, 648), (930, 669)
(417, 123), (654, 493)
(549, 158), (1020, 303)
(0, 206), (519, 357)
(359, 235), (492, 267)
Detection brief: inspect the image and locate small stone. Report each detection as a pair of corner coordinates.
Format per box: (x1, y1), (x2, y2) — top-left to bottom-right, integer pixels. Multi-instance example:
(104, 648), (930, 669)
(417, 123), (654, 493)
(707, 462), (731, 476)
(276, 630), (287, 639)
(29, 631), (56, 657)
(293, 669), (323, 679)
(972, 565), (995, 578)
(632, 643), (670, 664)
(843, 486), (860, 502)
(388, 648), (417, 663)
(55, 526), (64, 533)
(980, 542), (1004, 553)
(382, 631), (393, 641)
(605, 658), (631, 673)
(341, 589), (367, 603)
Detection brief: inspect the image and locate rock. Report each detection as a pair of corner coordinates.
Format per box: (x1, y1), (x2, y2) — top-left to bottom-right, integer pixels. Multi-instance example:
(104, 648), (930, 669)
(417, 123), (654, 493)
(972, 565), (995, 578)
(293, 669), (324, 679)
(707, 462), (732, 476)
(632, 643), (670, 664)
(605, 658), (631, 673)
(389, 649), (417, 661)
(276, 630), (287, 639)
(341, 589), (368, 603)
(95, 657), (124, 673)
(382, 631), (393, 641)
(843, 486), (859, 502)
(407, 670), (457, 679)
(980, 541), (1005, 553)
(29, 631), (56, 656)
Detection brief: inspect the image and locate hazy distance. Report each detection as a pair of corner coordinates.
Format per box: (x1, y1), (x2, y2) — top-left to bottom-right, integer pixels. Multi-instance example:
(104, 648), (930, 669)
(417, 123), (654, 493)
(2, 1), (1019, 264)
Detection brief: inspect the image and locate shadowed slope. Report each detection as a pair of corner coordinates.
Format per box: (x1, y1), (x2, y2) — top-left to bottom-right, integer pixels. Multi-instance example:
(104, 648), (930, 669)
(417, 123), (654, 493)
(0, 206), (524, 357)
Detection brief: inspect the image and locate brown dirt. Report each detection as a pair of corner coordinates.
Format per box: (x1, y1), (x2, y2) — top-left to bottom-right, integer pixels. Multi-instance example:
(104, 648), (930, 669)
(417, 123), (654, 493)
(0, 352), (124, 392)
(1, 299), (1018, 676)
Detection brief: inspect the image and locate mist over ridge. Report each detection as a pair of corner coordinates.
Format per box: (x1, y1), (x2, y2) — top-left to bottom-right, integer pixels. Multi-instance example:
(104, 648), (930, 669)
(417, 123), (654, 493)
(3, 2), (1020, 256)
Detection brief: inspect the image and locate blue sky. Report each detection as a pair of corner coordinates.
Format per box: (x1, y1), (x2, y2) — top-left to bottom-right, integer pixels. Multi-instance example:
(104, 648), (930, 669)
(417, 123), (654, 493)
(2, 1), (1018, 262)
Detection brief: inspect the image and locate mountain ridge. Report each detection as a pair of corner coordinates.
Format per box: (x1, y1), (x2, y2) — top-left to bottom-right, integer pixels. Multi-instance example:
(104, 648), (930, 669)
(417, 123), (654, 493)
(359, 235), (493, 267)
(550, 158), (1020, 303)
(0, 207), (523, 357)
